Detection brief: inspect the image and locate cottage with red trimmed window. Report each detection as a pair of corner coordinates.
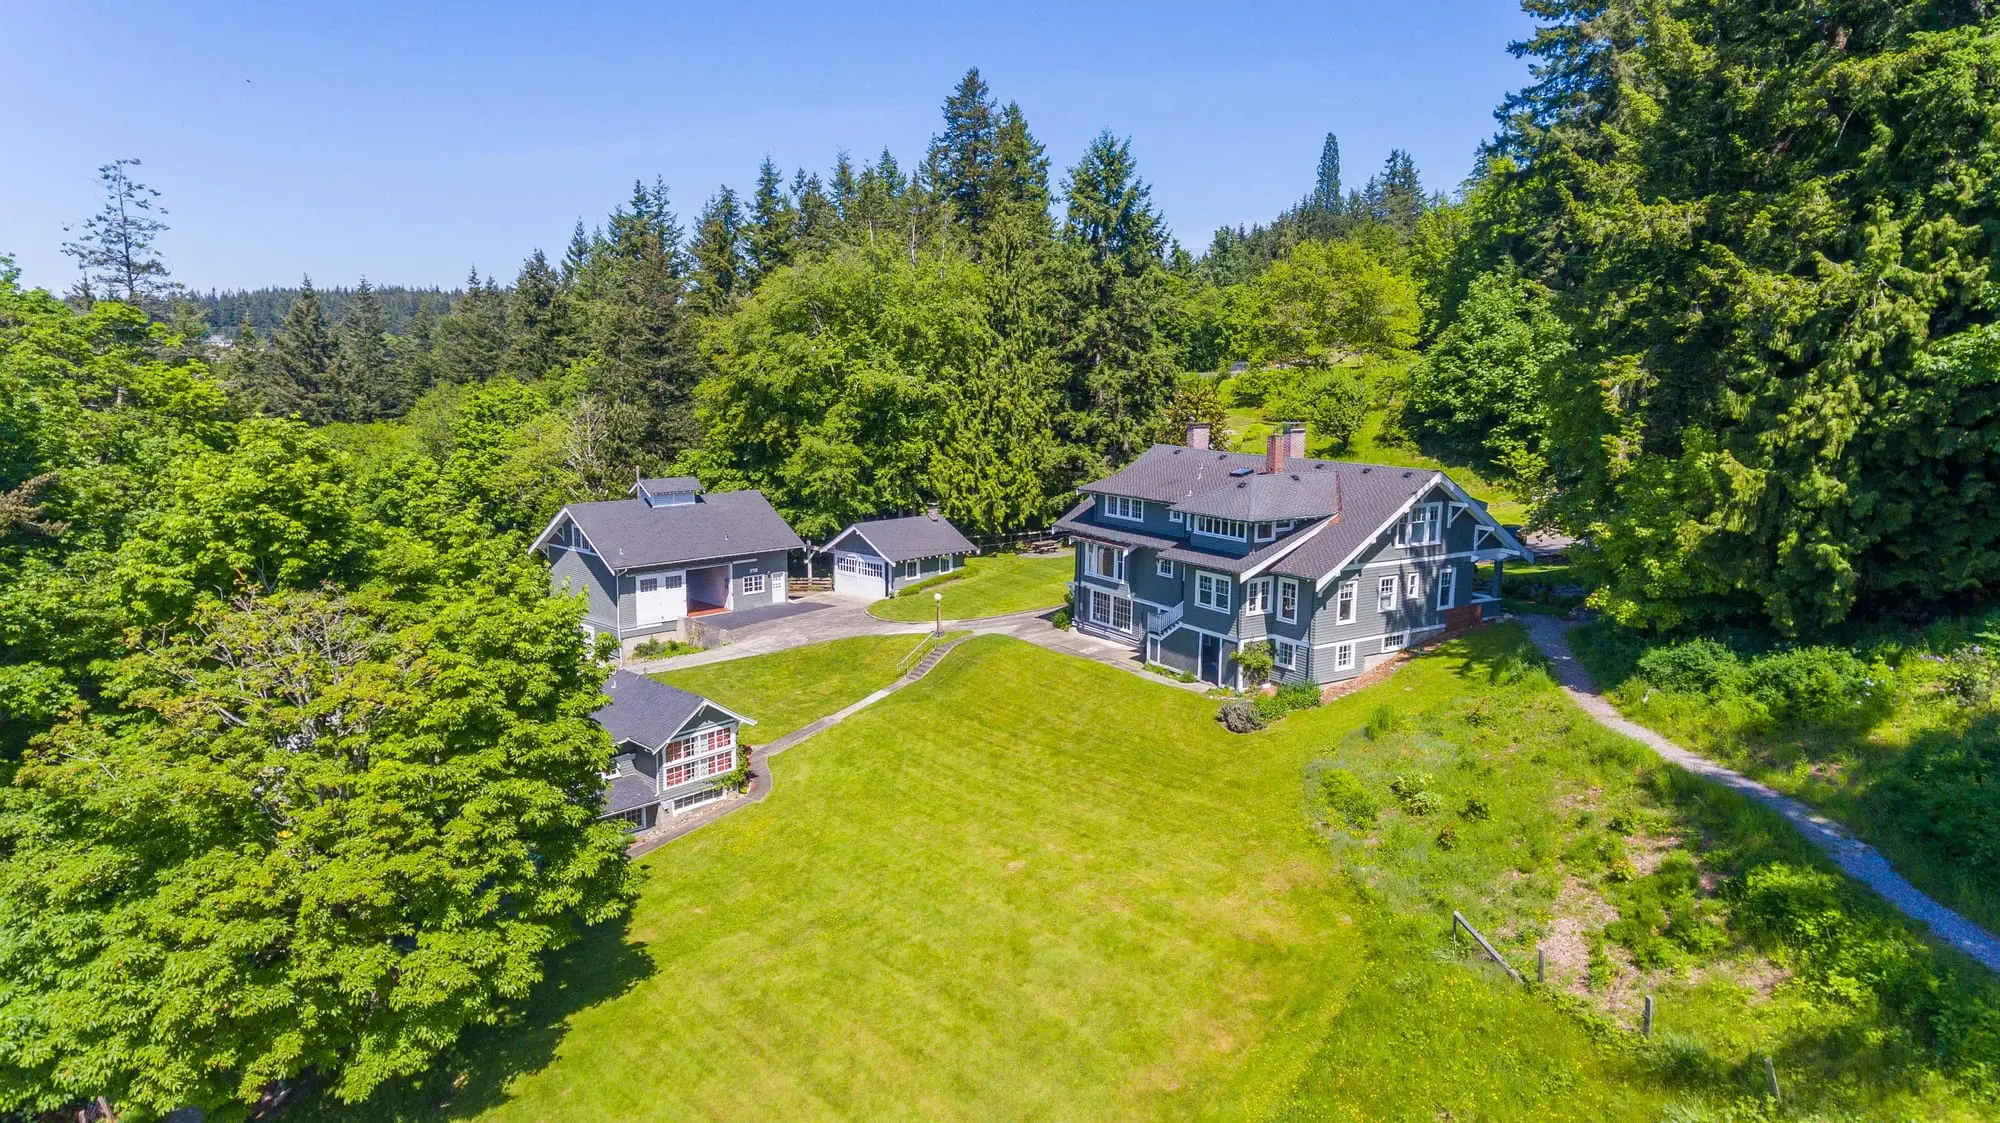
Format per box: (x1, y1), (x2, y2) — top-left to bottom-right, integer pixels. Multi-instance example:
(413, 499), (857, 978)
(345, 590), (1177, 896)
(593, 670), (755, 830)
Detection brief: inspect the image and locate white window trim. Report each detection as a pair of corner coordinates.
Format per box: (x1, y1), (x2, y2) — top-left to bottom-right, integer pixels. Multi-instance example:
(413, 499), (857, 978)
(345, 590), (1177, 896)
(1102, 495), (1145, 523)
(1406, 572), (1421, 601)
(1277, 578), (1299, 624)
(1088, 587), (1135, 633)
(1398, 501), (1445, 547)
(1377, 575), (1400, 612)
(1381, 632), (1407, 653)
(1169, 509), (1185, 524)
(1191, 515), (1248, 541)
(1244, 577), (1271, 614)
(1333, 642), (1356, 671)
(1254, 522), (1275, 543)
(742, 572), (768, 596)
(1155, 556), (1175, 578)
(1195, 571), (1232, 612)
(1335, 579), (1357, 624)
(1084, 543), (1127, 583)
(1273, 638), (1301, 670)
(1436, 567), (1456, 610)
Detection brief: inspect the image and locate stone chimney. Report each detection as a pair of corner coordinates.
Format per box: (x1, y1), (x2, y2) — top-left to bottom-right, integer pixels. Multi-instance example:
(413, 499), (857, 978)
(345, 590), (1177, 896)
(1284, 421), (1306, 461)
(925, 502), (940, 521)
(1264, 433), (1285, 474)
(1186, 422), (1211, 450)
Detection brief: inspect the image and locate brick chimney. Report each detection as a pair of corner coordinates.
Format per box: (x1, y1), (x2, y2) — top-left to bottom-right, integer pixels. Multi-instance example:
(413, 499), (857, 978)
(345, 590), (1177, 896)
(1284, 421), (1306, 461)
(1186, 422), (1211, 450)
(1264, 433), (1284, 474)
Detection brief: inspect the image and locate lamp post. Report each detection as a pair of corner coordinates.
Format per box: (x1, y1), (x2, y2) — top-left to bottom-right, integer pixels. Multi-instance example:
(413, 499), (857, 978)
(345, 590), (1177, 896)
(933, 591), (943, 637)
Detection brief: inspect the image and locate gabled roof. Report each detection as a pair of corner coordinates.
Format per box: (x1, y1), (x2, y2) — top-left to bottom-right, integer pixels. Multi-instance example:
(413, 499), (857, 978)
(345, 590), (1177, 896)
(531, 489), (804, 572)
(593, 670), (753, 751)
(827, 513), (979, 564)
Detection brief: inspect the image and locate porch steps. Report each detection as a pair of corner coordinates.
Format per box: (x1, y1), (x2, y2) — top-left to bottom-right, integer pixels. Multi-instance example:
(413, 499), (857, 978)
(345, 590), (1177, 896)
(904, 638), (964, 681)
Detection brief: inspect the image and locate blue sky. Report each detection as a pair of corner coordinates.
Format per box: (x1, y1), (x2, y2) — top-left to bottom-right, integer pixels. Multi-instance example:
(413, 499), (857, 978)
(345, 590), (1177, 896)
(0, 1), (1539, 293)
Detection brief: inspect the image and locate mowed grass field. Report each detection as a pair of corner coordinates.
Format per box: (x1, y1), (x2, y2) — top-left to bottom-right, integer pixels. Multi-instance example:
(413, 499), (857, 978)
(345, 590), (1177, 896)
(331, 630), (1998, 1120)
(866, 552), (1072, 622)
(654, 633), (920, 740)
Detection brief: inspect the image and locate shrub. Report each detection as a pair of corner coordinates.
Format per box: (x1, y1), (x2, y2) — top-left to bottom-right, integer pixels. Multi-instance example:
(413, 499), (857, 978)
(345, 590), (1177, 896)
(1275, 680), (1322, 712)
(1217, 698), (1266, 733)
(1738, 645), (1879, 726)
(1434, 824), (1459, 850)
(1936, 631), (2000, 704)
(1880, 723), (2000, 871)
(1230, 641), (1275, 687)
(1365, 704), (1402, 739)
(1051, 608), (1071, 630)
(1460, 797), (1491, 822)
(1320, 769), (1377, 830)
(1390, 772), (1440, 816)
(1635, 638), (1740, 694)
(633, 636), (703, 659)
(1254, 692), (1290, 721)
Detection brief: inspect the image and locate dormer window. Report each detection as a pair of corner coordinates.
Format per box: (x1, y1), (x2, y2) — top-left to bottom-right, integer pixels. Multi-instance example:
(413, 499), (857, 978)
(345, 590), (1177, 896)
(1398, 502), (1444, 547)
(1101, 495), (1144, 522)
(1191, 515), (1247, 541)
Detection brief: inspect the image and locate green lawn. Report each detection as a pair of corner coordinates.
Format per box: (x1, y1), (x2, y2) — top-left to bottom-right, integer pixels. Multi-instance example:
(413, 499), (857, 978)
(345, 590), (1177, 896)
(653, 634), (923, 740)
(866, 552), (1071, 622)
(333, 629), (1996, 1120)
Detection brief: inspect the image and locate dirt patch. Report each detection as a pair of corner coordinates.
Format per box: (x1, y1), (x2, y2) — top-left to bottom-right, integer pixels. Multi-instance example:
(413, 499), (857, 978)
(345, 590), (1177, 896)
(1625, 833), (1684, 876)
(1539, 876), (1617, 989)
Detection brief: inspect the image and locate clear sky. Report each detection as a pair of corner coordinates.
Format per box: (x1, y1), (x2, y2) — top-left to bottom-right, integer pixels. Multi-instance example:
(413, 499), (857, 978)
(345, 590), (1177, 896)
(0, 1), (1539, 293)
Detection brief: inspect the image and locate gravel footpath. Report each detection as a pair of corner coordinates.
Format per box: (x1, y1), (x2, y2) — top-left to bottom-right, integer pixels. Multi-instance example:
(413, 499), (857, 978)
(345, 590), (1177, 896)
(1520, 614), (2000, 975)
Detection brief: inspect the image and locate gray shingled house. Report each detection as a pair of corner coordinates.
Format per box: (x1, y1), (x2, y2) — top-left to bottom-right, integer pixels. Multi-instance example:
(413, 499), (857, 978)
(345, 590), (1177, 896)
(1057, 423), (1531, 689)
(823, 507), (979, 600)
(594, 670), (755, 828)
(531, 477), (805, 643)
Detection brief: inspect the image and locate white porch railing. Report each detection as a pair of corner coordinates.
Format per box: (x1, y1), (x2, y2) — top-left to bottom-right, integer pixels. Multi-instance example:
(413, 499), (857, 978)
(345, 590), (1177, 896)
(1146, 601), (1184, 638)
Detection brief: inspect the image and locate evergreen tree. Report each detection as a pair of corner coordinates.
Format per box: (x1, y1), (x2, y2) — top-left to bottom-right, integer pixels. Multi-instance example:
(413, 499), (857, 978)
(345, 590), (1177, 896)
(333, 277), (395, 420)
(689, 188), (749, 317)
(746, 157), (798, 280)
(1310, 132), (1343, 213)
(268, 276), (337, 420)
(793, 170), (838, 257)
(851, 149), (909, 245)
(933, 68), (999, 243)
(984, 102), (1054, 248)
(60, 159), (176, 309)
(586, 180), (704, 463)
(562, 220), (593, 283)
(507, 249), (573, 378)
(1062, 131), (1166, 276)
(1362, 150), (1425, 237)
(433, 268), (509, 382)
(394, 300), (439, 399)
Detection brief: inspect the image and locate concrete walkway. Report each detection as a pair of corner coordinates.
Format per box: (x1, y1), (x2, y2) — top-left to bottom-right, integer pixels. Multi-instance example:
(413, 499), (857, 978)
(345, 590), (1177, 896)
(629, 596), (932, 673)
(1521, 614), (2000, 974)
(626, 635), (969, 858)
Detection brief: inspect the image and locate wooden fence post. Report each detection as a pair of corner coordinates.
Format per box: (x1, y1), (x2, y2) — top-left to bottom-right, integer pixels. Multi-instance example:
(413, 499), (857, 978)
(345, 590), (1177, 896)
(1764, 1056), (1780, 1102)
(1642, 994), (1654, 1036)
(1536, 948), (1545, 984)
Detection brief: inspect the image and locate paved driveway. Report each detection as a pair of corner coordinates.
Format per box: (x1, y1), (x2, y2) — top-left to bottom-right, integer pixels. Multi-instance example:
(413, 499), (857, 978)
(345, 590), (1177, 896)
(629, 595), (932, 672)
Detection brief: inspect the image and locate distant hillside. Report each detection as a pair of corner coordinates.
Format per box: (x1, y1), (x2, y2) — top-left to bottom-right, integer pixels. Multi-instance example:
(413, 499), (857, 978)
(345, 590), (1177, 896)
(192, 285), (463, 336)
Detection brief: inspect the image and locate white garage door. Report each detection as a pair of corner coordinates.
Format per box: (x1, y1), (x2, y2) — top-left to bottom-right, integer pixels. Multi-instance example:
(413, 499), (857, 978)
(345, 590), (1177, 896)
(832, 551), (886, 599)
(634, 571), (686, 624)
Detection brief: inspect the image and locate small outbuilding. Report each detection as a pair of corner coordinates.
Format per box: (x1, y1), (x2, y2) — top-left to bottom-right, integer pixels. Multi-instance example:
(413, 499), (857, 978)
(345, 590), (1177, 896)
(824, 507), (978, 601)
(594, 670), (757, 830)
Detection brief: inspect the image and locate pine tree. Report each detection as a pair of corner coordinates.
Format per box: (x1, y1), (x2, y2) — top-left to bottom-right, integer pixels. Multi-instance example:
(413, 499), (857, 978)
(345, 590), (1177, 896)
(1310, 132), (1343, 213)
(268, 277), (337, 421)
(933, 67), (999, 243)
(830, 152), (859, 225)
(433, 268), (509, 382)
(333, 278), (394, 420)
(793, 170), (838, 257)
(588, 180), (704, 463)
(746, 157), (798, 280)
(1062, 131), (1166, 276)
(688, 188), (749, 317)
(562, 220), (593, 283)
(985, 102), (1053, 249)
(394, 300), (439, 397)
(61, 158), (176, 309)
(507, 250), (572, 378)
(1362, 150), (1425, 237)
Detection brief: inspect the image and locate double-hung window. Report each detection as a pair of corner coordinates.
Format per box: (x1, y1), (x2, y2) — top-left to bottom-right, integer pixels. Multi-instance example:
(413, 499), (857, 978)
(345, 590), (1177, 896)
(1333, 642), (1356, 672)
(1278, 579), (1299, 623)
(1191, 515), (1247, 541)
(1378, 575), (1400, 612)
(1436, 567), (1457, 609)
(1335, 579), (1357, 624)
(1244, 578), (1271, 614)
(1085, 544), (1126, 583)
(1399, 502), (1445, 547)
(1273, 639), (1301, 671)
(742, 572), (767, 596)
(1406, 572), (1421, 602)
(1195, 571), (1231, 612)
(1155, 556), (1175, 578)
(1102, 495), (1144, 522)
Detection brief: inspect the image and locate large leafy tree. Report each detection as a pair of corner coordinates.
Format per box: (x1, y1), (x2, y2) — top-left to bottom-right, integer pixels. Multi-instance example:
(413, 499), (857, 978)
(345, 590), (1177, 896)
(1245, 238), (1417, 367)
(1487, 0), (2000, 631)
(0, 584), (633, 1115)
(1405, 269), (1570, 484)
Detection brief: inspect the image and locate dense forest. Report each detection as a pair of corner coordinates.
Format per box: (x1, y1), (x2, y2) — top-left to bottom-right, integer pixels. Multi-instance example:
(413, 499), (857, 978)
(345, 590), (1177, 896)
(7, 0), (2000, 1114)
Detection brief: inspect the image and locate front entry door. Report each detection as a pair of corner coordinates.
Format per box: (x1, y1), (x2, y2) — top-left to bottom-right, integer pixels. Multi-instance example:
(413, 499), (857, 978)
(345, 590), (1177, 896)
(1199, 634), (1221, 685)
(634, 572), (687, 625)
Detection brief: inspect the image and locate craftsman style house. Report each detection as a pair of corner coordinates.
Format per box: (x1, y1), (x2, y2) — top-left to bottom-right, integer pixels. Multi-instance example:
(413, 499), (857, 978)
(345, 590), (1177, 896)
(531, 477), (805, 643)
(823, 507), (978, 601)
(594, 670), (755, 828)
(1057, 423), (1530, 688)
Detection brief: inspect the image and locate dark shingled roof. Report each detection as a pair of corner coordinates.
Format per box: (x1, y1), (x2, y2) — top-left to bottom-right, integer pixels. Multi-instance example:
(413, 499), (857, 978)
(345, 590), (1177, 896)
(636, 476), (703, 496)
(1054, 499), (1178, 551)
(1269, 466), (1438, 583)
(558, 490), (803, 571)
(832, 514), (978, 564)
(602, 771), (660, 816)
(593, 670), (713, 750)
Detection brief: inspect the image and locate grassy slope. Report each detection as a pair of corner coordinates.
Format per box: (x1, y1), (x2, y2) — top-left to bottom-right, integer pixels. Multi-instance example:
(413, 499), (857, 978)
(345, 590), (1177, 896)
(653, 634), (922, 740)
(1571, 623), (2000, 935)
(867, 553), (1072, 623)
(334, 629), (1994, 1121)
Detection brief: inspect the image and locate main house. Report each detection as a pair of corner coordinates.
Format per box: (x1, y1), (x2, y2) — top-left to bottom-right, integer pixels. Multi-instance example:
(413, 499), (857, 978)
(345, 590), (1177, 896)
(1057, 423), (1530, 689)
(531, 477), (804, 644)
(595, 670), (754, 829)
(823, 507), (978, 601)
